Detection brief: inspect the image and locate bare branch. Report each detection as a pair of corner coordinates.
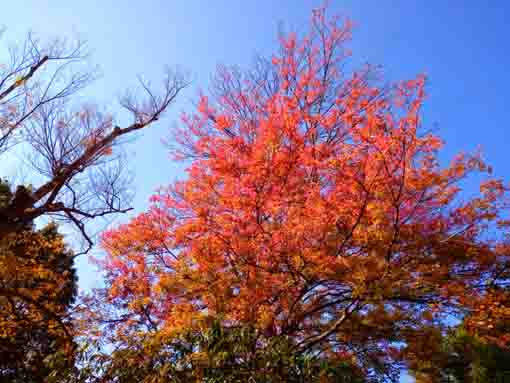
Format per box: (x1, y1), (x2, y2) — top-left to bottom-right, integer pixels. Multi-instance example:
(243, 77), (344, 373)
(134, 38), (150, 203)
(0, 35), (189, 253)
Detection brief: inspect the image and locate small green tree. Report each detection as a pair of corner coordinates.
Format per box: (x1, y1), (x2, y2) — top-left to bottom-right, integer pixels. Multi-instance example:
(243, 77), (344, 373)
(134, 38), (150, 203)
(409, 325), (510, 383)
(72, 318), (365, 383)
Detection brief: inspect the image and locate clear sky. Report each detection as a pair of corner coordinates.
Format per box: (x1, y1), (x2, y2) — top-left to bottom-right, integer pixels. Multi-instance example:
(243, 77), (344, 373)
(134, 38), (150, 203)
(2, 2), (509, 381)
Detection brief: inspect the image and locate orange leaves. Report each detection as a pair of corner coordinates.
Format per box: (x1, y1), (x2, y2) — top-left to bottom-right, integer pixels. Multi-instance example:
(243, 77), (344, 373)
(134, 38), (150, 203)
(87, 7), (510, 376)
(480, 178), (508, 201)
(0, 223), (76, 372)
(215, 114), (234, 132)
(464, 289), (510, 347)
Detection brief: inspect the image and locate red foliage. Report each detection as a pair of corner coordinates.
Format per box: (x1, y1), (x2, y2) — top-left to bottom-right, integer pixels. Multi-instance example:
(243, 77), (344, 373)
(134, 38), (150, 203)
(94, 7), (510, 372)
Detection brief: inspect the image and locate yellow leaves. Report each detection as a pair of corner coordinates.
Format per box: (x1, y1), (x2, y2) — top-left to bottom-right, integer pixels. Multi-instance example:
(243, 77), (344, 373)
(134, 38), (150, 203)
(0, 226), (73, 309)
(189, 350), (209, 365)
(0, 224), (75, 373)
(81, 7), (510, 370)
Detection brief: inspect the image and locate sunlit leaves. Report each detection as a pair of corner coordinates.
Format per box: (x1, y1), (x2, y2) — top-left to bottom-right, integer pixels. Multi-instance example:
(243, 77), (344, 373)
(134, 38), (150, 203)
(0, 220), (77, 381)
(89, 6), (510, 381)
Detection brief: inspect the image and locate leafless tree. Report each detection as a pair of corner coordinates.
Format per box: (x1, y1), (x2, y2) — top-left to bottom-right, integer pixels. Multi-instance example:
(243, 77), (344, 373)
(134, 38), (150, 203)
(0, 33), (189, 253)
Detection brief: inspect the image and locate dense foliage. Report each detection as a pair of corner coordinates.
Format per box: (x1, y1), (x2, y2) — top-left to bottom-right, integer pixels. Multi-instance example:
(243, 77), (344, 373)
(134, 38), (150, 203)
(410, 325), (510, 382)
(85, 7), (510, 382)
(0, 181), (77, 382)
(3, 7), (510, 382)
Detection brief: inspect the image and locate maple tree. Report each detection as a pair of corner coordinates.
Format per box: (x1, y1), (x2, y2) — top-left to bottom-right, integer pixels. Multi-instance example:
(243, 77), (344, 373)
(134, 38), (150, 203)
(88, 7), (510, 382)
(0, 180), (77, 382)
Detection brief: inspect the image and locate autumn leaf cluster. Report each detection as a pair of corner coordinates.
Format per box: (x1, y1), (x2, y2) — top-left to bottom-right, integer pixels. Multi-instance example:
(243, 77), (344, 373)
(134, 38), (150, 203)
(0, 181), (77, 381)
(2, 6), (510, 383)
(79, 7), (510, 382)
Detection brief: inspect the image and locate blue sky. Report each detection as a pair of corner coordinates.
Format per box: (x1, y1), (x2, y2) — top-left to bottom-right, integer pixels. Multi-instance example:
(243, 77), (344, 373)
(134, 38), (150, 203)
(2, 2), (509, 380)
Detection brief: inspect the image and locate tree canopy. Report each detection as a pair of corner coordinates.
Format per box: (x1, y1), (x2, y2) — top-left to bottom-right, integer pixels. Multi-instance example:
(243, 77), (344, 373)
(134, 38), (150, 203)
(2, 6), (510, 383)
(0, 180), (77, 381)
(83, 7), (510, 382)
